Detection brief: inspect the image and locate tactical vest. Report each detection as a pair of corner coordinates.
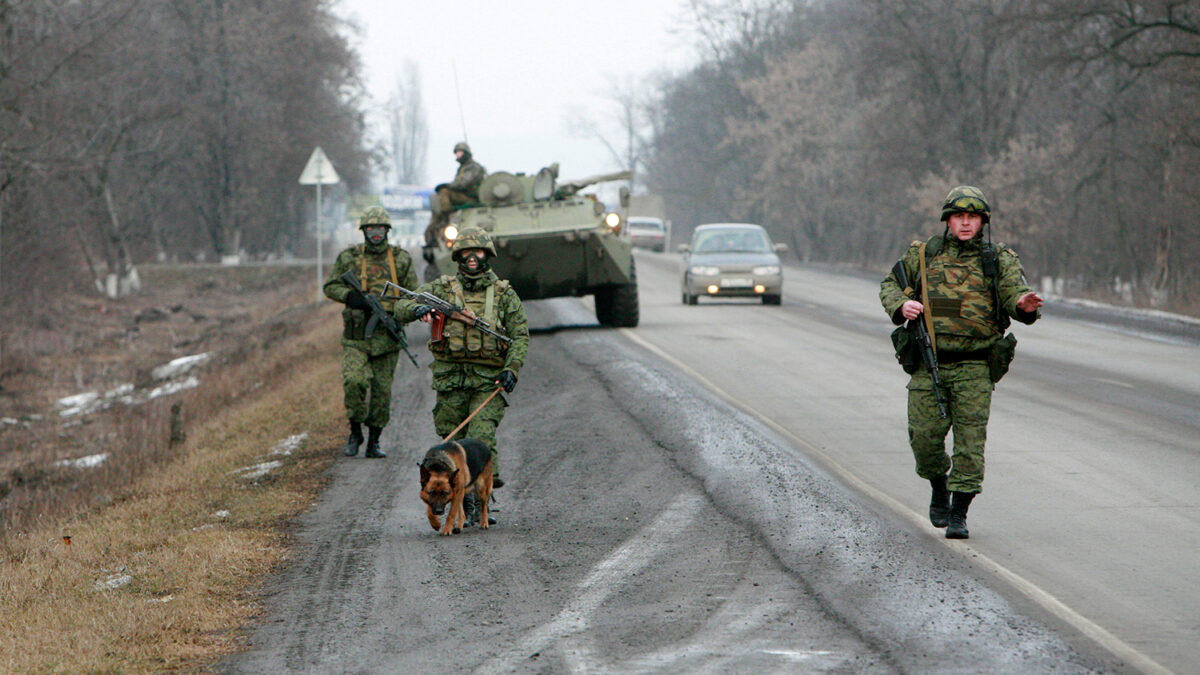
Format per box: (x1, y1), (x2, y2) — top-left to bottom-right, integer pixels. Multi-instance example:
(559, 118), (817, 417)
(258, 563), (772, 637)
(429, 276), (509, 366)
(343, 245), (401, 342)
(357, 244), (401, 311)
(921, 237), (1007, 341)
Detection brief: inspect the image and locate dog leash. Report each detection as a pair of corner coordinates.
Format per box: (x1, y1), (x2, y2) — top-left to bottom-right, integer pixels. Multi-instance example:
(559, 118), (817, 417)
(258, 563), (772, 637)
(441, 387), (504, 442)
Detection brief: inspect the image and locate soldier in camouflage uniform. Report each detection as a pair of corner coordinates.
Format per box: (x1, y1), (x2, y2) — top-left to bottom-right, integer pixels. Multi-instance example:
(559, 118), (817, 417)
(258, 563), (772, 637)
(323, 206), (419, 458)
(423, 142), (487, 261)
(397, 227), (528, 523)
(880, 186), (1044, 538)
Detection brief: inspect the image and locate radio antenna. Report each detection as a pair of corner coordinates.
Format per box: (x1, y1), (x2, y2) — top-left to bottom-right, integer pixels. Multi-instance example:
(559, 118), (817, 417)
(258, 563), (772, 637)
(452, 59), (468, 143)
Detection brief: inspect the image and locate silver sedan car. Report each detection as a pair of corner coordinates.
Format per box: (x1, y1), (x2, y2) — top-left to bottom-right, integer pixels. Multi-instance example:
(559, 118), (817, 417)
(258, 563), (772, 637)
(679, 223), (787, 305)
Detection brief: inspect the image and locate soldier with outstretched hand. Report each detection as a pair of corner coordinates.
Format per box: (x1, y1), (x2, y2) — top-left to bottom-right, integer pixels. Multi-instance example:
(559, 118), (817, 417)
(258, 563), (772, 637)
(397, 227), (529, 526)
(323, 206), (419, 459)
(879, 186), (1043, 539)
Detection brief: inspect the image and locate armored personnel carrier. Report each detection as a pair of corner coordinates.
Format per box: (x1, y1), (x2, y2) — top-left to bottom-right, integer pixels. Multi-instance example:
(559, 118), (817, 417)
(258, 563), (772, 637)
(424, 164), (639, 327)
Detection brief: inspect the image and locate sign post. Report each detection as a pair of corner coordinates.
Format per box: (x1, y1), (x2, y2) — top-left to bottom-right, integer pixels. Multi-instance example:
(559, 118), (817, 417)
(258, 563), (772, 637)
(299, 146), (341, 302)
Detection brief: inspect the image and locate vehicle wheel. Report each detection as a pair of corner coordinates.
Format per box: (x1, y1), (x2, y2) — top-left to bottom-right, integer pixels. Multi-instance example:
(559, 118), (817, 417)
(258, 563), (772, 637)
(595, 259), (639, 327)
(763, 294), (782, 305)
(687, 293), (698, 305)
(681, 292), (691, 305)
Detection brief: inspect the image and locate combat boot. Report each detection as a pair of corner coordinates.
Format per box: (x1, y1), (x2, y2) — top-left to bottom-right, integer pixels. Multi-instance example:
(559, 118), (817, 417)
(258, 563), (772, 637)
(342, 422), (363, 457)
(929, 475), (951, 528)
(364, 426), (386, 458)
(945, 491), (976, 539)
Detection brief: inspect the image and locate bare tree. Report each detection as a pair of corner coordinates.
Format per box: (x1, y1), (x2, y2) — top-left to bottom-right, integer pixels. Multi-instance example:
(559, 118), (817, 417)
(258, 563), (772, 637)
(566, 74), (656, 191)
(386, 61), (428, 185)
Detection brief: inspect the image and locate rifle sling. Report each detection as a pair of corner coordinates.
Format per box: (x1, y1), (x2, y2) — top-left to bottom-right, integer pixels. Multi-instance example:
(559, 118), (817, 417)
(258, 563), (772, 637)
(918, 242), (937, 354)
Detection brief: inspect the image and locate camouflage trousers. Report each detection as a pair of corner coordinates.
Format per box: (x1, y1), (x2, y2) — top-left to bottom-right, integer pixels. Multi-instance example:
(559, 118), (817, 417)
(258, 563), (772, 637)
(341, 347), (401, 428)
(432, 388), (507, 475)
(907, 360), (993, 493)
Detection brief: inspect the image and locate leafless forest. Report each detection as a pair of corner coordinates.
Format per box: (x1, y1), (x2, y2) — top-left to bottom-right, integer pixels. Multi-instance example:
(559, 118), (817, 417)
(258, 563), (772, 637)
(647, 0), (1200, 310)
(0, 0), (371, 309)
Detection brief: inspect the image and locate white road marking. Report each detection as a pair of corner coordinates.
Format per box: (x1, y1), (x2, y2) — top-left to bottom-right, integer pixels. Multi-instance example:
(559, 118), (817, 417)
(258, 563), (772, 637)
(477, 493), (704, 673)
(620, 328), (1175, 675)
(1093, 377), (1135, 389)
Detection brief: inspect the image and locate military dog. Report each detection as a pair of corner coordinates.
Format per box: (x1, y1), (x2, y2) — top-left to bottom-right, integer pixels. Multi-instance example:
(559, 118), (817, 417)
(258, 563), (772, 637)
(418, 439), (494, 535)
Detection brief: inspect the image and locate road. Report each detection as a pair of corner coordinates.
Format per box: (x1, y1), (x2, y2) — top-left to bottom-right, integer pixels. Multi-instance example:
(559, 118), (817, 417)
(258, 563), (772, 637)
(223, 250), (1198, 674)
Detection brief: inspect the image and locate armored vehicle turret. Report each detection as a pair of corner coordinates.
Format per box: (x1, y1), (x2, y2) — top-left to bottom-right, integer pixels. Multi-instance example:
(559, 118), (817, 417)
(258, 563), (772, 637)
(425, 164), (639, 327)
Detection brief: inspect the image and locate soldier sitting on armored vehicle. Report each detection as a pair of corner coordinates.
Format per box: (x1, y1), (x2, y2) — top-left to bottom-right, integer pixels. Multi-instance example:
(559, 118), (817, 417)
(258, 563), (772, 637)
(424, 141), (486, 262)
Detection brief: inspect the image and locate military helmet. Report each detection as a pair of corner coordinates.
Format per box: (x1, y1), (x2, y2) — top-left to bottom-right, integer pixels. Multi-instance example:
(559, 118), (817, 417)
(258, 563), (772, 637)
(450, 227), (497, 259)
(453, 141), (471, 155)
(940, 186), (990, 223)
(359, 205), (391, 229)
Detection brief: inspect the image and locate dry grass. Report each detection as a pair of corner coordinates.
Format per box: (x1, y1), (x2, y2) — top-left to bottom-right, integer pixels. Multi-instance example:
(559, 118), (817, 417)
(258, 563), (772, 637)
(0, 265), (346, 672)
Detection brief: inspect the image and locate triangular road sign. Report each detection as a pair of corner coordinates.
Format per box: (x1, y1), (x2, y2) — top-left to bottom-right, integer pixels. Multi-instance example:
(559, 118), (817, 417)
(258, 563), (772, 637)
(299, 146), (340, 185)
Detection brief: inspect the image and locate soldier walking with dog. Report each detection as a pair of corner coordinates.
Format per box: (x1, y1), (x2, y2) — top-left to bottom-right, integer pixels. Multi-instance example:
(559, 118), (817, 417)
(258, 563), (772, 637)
(397, 227), (528, 524)
(323, 206), (419, 459)
(879, 186), (1043, 538)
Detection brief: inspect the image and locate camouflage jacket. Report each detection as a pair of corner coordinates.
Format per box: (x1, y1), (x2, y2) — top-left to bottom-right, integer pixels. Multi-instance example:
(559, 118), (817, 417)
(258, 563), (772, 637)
(396, 270), (529, 392)
(880, 234), (1039, 353)
(446, 157), (486, 198)
(323, 241), (418, 356)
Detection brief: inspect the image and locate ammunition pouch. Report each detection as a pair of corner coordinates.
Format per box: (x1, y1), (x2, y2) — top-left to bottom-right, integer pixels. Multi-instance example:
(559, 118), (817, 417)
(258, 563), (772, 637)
(987, 333), (1018, 383)
(891, 325), (920, 375)
(343, 308), (368, 341)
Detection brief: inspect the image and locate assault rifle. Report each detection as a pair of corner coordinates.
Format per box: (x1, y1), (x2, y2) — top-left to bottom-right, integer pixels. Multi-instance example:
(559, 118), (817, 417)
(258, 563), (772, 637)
(339, 272), (419, 367)
(382, 281), (513, 345)
(891, 260), (947, 418)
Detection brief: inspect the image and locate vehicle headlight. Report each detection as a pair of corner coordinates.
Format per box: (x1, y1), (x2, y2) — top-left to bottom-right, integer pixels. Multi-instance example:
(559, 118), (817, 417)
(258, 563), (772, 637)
(443, 224), (459, 242)
(603, 212), (622, 230)
(690, 266), (720, 276)
(753, 265), (780, 275)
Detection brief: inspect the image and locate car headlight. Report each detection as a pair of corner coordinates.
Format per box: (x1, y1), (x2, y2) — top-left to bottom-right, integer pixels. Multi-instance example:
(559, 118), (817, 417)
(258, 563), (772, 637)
(690, 266), (721, 276)
(604, 212), (622, 230)
(753, 265), (780, 275)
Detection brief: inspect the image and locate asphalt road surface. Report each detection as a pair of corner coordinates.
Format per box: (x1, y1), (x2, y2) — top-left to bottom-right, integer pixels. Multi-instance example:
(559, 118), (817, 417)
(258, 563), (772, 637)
(223, 250), (1198, 674)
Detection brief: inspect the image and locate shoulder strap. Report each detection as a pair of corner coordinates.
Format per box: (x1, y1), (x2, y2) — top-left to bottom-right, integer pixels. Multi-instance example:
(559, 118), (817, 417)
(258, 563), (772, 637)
(980, 243), (1011, 331)
(918, 242), (937, 353)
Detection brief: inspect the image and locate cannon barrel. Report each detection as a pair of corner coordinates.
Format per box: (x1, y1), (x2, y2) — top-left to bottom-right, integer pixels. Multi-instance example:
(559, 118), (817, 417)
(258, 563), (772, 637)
(556, 170), (634, 196)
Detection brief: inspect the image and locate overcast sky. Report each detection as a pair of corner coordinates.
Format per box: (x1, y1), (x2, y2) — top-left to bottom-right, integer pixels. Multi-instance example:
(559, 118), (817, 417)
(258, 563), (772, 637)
(334, 0), (699, 189)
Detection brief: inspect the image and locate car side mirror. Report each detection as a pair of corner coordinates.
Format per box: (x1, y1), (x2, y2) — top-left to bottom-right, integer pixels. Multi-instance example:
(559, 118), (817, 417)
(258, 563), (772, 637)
(677, 244), (690, 253)
(773, 243), (789, 253)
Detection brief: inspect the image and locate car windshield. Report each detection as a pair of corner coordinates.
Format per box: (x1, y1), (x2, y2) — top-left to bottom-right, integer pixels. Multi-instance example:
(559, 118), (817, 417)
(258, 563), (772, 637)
(693, 228), (769, 253)
(630, 220), (664, 232)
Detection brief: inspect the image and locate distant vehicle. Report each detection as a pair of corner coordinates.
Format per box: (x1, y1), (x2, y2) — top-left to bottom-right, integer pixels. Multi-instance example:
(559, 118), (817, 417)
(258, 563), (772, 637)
(679, 223), (787, 305)
(425, 164), (639, 327)
(627, 216), (667, 252)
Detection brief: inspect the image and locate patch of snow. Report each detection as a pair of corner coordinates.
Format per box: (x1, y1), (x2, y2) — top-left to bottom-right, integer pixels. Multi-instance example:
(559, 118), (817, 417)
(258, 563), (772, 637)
(147, 375), (199, 400)
(212, 510), (231, 519)
(151, 352), (212, 381)
(56, 453), (110, 469)
(57, 391), (100, 416)
(231, 460), (283, 480)
(271, 432), (309, 456)
(94, 574), (132, 591)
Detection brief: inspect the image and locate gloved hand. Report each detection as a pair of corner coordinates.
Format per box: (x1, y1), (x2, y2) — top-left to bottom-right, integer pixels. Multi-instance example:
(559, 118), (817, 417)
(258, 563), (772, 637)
(496, 370), (517, 393)
(345, 289), (370, 310)
(422, 246), (435, 264)
(413, 305), (435, 320)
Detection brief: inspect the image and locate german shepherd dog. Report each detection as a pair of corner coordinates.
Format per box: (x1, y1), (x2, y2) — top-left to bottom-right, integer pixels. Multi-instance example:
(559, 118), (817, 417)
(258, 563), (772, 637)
(418, 439), (494, 535)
